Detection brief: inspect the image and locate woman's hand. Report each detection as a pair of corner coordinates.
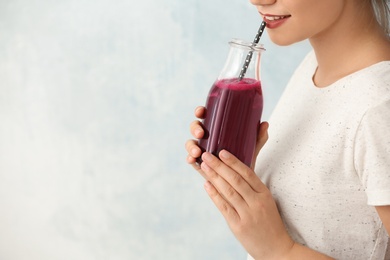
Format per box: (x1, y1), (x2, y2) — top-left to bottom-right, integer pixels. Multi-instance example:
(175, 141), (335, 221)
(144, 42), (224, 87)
(200, 150), (294, 259)
(184, 105), (291, 258)
(185, 106), (207, 176)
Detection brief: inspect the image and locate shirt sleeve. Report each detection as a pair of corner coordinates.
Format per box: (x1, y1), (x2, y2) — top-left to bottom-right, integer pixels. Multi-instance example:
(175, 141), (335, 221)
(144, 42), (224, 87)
(354, 100), (390, 206)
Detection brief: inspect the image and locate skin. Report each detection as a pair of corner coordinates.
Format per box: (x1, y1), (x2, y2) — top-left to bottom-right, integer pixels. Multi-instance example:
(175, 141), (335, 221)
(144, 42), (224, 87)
(186, 0), (390, 258)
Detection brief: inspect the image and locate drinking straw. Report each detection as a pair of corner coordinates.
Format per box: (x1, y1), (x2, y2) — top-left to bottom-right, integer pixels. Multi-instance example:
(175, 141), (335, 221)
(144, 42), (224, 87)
(238, 21), (266, 80)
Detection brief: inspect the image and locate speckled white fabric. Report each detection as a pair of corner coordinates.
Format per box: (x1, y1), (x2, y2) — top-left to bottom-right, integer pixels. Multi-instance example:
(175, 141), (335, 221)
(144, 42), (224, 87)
(252, 51), (390, 259)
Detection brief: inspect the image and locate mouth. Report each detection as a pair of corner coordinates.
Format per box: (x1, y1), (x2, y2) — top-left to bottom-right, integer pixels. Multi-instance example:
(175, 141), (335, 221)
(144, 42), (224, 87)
(259, 13), (291, 28)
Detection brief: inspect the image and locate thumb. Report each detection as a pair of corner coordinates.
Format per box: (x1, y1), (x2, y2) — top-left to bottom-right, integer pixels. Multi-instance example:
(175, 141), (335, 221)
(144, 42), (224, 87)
(250, 121), (269, 170)
(255, 121), (269, 156)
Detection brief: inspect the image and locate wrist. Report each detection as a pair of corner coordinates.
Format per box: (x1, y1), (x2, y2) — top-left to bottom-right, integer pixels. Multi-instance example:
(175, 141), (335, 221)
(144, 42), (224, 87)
(280, 242), (335, 260)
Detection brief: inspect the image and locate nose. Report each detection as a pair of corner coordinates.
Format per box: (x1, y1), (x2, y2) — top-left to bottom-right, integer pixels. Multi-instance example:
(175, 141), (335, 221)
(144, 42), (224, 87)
(249, 0), (276, 6)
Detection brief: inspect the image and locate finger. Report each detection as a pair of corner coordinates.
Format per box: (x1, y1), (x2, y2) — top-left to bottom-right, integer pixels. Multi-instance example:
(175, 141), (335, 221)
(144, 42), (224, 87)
(194, 106), (206, 119)
(251, 121), (269, 169)
(204, 181), (240, 223)
(201, 153), (250, 209)
(186, 153), (197, 164)
(256, 121), (269, 153)
(190, 120), (204, 139)
(186, 153), (209, 181)
(185, 139), (202, 159)
(185, 140), (206, 179)
(202, 151), (257, 203)
(219, 150), (267, 194)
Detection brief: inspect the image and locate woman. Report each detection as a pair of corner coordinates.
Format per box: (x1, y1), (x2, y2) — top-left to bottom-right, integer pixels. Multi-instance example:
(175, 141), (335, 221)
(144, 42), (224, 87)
(185, 0), (390, 259)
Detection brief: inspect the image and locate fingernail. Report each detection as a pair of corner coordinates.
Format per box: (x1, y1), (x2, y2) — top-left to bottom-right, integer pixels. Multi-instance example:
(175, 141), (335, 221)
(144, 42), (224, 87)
(191, 147), (198, 156)
(194, 128), (202, 137)
(219, 150), (230, 159)
(202, 152), (212, 162)
(201, 162), (210, 171)
(204, 181), (212, 191)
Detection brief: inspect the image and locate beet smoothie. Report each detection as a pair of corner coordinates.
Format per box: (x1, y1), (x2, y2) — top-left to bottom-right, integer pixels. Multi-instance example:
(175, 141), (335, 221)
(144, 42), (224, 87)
(198, 77), (263, 167)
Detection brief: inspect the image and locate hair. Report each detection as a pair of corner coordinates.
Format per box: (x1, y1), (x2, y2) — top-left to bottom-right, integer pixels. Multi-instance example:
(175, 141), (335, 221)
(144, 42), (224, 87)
(371, 0), (390, 35)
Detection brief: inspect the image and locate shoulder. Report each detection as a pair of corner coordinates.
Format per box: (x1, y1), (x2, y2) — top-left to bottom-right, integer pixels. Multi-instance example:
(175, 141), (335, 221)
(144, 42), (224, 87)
(358, 61), (390, 87)
(346, 61), (390, 108)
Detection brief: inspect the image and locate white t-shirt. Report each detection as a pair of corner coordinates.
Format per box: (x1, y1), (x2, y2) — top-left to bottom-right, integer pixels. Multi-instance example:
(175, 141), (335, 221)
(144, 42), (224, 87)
(253, 51), (390, 259)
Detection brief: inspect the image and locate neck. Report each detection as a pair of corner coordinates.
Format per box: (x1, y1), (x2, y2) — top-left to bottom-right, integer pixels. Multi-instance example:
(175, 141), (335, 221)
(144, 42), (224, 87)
(310, 1), (390, 87)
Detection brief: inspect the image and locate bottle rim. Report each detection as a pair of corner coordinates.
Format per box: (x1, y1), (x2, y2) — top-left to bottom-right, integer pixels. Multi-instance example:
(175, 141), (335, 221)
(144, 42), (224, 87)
(229, 38), (265, 52)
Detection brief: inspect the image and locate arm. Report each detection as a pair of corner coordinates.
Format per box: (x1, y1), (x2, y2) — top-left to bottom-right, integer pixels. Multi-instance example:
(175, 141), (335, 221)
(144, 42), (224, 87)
(376, 206), (390, 236)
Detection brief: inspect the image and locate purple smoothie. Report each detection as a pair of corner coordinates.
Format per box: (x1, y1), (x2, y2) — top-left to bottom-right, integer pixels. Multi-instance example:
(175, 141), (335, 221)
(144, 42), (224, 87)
(198, 77), (263, 167)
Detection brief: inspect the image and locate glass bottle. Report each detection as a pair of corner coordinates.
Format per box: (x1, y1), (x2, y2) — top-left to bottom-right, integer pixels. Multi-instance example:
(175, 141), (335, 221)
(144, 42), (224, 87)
(198, 39), (265, 167)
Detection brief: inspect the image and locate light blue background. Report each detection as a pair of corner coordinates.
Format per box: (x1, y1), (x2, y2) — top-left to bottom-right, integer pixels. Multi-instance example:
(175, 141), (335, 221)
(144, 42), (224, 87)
(0, 0), (310, 259)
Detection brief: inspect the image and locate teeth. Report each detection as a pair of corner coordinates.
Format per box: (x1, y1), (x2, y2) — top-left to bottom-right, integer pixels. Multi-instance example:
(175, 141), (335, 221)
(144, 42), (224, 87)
(265, 16), (287, 21)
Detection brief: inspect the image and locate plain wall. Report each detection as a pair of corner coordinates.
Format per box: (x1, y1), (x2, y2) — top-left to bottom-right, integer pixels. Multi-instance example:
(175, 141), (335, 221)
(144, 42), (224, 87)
(0, 0), (311, 259)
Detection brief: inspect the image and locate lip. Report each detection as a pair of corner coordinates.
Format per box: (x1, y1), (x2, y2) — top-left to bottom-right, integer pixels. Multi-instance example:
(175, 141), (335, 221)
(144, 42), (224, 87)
(260, 13), (291, 29)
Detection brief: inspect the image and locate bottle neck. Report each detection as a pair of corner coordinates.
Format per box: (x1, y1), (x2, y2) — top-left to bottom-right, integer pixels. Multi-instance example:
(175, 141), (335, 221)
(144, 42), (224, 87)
(218, 40), (264, 81)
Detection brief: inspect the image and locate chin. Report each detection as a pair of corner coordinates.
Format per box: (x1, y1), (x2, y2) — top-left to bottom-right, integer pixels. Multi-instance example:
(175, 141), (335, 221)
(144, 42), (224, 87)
(268, 33), (304, 46)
